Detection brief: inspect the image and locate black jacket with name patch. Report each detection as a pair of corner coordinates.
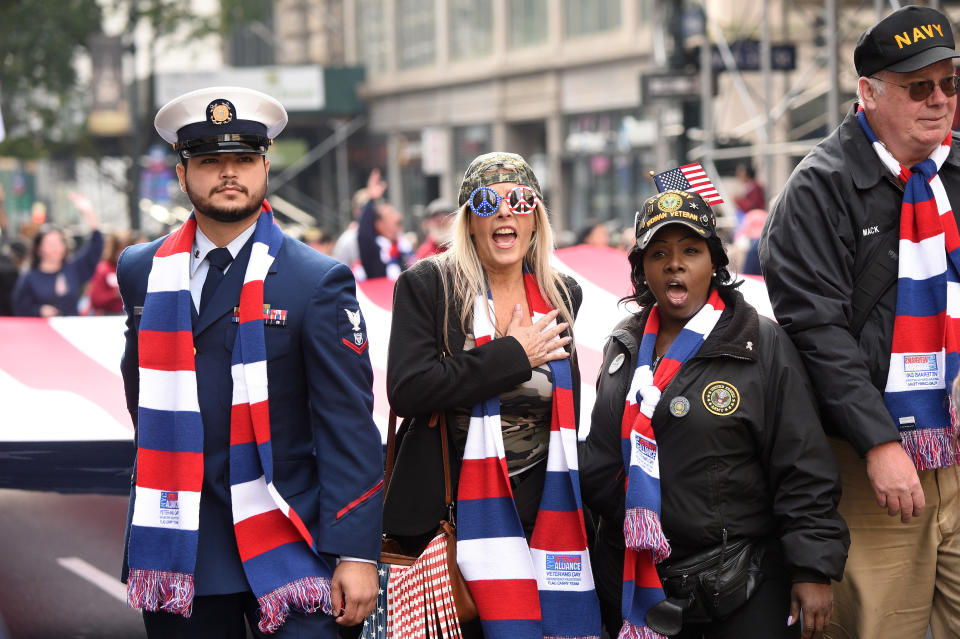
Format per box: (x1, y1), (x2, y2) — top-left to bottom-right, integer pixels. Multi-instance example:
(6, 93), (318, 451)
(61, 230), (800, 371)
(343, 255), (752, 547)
(759, 105), (960, 456)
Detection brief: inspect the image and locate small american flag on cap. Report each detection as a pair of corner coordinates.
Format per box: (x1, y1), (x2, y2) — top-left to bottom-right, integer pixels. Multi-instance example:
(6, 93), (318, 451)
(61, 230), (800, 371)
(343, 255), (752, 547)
(653, 163), (724, 206)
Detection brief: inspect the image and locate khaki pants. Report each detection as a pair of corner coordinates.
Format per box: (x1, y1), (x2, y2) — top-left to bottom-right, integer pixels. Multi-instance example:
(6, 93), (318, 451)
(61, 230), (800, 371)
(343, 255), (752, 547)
(827, 438), (960, 639)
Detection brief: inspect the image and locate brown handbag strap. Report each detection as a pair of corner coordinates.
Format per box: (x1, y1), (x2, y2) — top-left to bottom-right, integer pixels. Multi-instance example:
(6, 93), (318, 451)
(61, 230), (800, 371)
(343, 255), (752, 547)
(384, 409), (453, 509)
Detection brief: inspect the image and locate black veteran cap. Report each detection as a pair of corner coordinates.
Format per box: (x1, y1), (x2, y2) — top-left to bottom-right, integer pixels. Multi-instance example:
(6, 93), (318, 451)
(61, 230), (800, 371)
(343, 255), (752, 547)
(154, 86), (288, 158)
(635, 190), (717, 250)
(855, 5), (960, 77)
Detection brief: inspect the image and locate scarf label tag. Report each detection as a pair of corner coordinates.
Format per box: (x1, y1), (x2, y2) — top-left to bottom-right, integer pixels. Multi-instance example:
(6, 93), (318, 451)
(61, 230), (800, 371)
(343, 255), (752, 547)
(159, 491), (181, 526)
(889, 352), (943, 391)
(630, 432), (659, 477)
(542, 552), (585, 588)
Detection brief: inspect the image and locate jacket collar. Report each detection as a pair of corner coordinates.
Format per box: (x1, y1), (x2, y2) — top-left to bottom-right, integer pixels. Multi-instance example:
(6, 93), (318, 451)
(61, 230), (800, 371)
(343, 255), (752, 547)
(842, 102), (960, 191)
(613, 288), (758, 363)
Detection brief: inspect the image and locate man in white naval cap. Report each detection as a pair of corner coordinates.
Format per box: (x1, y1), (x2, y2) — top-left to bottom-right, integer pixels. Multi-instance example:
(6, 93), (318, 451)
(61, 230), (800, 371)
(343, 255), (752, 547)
(116, 86), (383, 638)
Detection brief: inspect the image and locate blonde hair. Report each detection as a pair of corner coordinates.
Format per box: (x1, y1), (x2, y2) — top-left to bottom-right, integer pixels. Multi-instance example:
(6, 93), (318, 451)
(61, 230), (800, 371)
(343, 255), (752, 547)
(434, 199), (575, 353)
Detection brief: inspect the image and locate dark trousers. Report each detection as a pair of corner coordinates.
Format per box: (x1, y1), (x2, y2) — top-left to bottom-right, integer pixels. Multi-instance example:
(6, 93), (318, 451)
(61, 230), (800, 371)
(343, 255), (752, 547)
(143, 592), (336, 639)
(593, 528), (800, 639)
(672, 551), (799, 639)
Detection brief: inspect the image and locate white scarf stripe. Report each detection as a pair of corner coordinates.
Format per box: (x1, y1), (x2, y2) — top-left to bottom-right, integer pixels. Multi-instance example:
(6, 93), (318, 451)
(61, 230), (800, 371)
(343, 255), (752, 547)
(145, 253), (192, 292)
(456, 537), (537, 580)
(137, 369), (202, 412)
(244, 242), (273, 283)
(231, 477), (280, 521)
(899, 234), (948, 280)
(546, 428), (581, 473)
(462, 413), (505, 460)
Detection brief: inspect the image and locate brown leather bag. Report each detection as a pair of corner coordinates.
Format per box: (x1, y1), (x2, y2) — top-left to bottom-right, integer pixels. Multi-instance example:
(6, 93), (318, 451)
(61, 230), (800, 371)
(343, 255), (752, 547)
(381, 409), (477, 622)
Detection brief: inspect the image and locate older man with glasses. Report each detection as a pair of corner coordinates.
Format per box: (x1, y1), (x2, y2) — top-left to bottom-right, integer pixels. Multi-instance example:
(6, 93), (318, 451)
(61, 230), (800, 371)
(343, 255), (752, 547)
(760, 5), (960, 639)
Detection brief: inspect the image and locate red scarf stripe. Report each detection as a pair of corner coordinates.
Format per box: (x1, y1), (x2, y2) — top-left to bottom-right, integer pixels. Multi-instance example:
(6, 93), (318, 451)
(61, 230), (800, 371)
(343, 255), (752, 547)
(154, 219), (196, 258)
(892, 314), (947, 350)
(902, 200), (946, 242)
(457, 458), (515, 499)
(239, 280), (267, 321)
(229, 404), (256, 445)
(138, 330), (197, 371)
(466, 580), (542, 620)
(529, 510), (588, 548)
(235, 509), (304, 562)
(136, 449), (204, 489)
(552, 386), (575, 430)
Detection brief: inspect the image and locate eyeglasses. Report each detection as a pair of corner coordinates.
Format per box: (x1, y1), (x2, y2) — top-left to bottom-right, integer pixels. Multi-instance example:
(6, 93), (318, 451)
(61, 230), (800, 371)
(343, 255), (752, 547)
(467, 186), (539, 217)
(870, 74), (960, 101)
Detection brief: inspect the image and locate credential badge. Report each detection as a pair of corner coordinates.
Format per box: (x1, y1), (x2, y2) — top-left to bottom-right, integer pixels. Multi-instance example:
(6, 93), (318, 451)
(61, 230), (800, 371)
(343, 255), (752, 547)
(670, 396), (690, 417)
(608, 353), (625, 374)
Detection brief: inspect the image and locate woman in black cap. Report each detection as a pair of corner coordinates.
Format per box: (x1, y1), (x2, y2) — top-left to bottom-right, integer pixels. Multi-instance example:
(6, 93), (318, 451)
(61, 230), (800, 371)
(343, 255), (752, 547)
(580, 189), (849, 639)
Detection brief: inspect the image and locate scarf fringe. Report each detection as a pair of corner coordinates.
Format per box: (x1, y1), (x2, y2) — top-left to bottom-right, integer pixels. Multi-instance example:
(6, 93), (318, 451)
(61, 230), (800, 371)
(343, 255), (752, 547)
(126, 568), (195, 617)
(618, 621), (668, 639)
(256, 575), (333, 634)
(901, 428), (959, 471)
(624, 507), (671, 563)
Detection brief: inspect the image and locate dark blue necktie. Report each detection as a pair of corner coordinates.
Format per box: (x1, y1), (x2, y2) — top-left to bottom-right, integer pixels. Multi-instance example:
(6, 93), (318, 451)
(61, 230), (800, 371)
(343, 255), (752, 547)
(199, 247), (233, 315)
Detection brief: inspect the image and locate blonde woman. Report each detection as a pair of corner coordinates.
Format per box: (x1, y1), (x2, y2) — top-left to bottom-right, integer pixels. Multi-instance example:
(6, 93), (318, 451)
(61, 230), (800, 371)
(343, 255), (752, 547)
(383, 152), (600, 638)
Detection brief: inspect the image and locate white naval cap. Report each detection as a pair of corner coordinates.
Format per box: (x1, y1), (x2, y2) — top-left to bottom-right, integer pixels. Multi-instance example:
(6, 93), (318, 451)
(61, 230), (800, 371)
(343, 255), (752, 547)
(154, 86), (288, 158)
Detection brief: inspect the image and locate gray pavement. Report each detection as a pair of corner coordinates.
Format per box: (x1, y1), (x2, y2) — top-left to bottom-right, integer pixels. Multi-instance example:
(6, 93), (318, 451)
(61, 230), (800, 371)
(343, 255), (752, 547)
(0, 489), (144, 639)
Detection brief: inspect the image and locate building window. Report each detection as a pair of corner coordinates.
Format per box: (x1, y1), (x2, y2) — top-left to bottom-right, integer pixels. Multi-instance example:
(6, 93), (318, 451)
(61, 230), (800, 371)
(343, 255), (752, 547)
(450, 0), (493, 60)
(356, 0), (387, 74)
(508, 0), (548, 49)
(397, 0), (436, 68)
(563, 0), (620, 37)
(454, 124), (492, 175)
(228, 0), (275, 66)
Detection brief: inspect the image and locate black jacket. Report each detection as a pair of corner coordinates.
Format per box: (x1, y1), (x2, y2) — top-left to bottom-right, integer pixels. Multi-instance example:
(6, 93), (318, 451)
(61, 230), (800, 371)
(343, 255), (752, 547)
(383, 257), (582, 537)
(759, 105), (960, 456)
(580, 289), (848, 586)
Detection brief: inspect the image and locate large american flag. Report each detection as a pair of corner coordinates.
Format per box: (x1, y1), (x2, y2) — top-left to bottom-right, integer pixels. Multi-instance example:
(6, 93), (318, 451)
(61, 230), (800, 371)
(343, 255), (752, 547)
(653, 163), (724, 206)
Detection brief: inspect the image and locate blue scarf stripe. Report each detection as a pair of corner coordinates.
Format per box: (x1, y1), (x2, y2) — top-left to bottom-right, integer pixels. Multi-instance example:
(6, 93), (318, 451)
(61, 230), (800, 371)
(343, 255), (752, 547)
(896, 275), (948, 315)
(240, 541), (329, 593)
(539, 471), (582, 510)
(135, 408), (204, 452)
(625, 469), (663, 512)
(128, 525), (200, 572)
(885, 388), (952, 425)
(229, 442), (265, 484)
(236, 320), (269, 363)
(481, 620), (542, 637)
(139, 290), (194, 332)
(456, 498), (527, 539)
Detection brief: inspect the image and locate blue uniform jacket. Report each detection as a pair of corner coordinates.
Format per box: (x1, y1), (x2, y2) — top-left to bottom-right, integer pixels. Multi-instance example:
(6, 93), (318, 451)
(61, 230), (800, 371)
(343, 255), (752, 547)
(117, 230), (383, 594)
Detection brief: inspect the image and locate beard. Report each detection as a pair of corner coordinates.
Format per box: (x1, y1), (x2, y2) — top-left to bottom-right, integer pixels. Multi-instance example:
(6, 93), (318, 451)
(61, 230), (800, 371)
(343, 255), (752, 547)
(186, 179), (267, 224)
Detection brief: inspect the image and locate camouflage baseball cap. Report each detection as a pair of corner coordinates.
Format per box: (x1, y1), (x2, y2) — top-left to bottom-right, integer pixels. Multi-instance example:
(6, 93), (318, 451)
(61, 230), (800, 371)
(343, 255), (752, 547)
(457, 152), (543, 207)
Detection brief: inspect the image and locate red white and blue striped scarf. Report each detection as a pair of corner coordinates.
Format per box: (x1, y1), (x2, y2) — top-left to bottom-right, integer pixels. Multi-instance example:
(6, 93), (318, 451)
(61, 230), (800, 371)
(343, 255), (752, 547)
(126, 203), (333, 633)
(456, 267), (601, 639)
(857, 107), (960, 470)
(619, 290), (724, 639)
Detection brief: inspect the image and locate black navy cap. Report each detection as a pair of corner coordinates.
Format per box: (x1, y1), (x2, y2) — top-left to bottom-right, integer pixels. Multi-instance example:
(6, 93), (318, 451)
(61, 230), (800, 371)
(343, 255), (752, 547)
(154, 86), (288, 158)
(855, 5), (960, 77)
